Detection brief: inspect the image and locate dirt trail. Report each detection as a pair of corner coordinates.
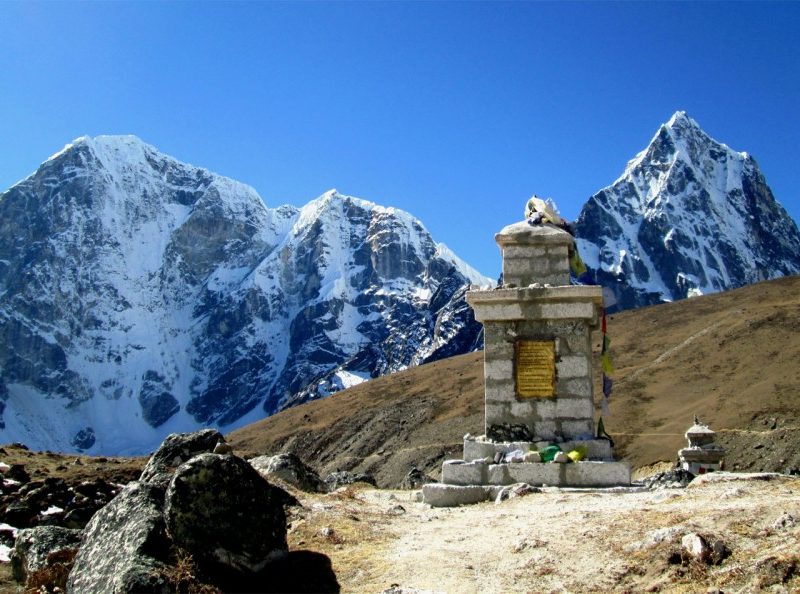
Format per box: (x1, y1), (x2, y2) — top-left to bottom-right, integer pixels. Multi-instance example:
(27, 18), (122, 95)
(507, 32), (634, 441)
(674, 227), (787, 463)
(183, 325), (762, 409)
(288, 474), (800, 593)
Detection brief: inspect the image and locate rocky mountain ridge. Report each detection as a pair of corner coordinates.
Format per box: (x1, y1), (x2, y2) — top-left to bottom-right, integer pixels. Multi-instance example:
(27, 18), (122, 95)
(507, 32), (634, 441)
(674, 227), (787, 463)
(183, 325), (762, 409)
(0, 136), (490, 455)
(575, 111), (800, 310)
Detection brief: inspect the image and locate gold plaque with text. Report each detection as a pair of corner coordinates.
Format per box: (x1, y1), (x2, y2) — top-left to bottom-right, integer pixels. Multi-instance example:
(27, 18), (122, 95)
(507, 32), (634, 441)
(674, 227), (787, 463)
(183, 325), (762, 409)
(515, 340), (555, 398)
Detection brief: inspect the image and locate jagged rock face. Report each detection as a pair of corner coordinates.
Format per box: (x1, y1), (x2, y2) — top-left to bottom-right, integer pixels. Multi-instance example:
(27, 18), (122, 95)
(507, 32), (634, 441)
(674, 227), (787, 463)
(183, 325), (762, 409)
(575, 112), (800, 311)
(0, 136), (490, 454)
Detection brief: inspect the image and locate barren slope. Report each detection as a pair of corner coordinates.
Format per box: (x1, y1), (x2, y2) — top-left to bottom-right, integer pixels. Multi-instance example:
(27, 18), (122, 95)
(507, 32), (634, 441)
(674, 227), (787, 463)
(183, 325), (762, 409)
(229, 275), (800, 485)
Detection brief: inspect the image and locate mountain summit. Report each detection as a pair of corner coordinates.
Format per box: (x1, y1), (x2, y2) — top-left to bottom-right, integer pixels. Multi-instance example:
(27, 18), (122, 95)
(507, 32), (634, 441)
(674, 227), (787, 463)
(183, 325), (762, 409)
(0, 136), (490, 454)
(574, 111), (800, 310)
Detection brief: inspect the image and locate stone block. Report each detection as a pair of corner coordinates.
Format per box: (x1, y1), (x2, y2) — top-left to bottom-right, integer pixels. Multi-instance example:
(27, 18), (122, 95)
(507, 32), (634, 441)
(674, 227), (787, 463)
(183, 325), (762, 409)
(485, 382), (513, 402)
(463, 440), (498, 461)
(485, 403), (511, 423)
(557, 378), (593, 398)
(505, 463), (562, 486)
(441, 461), (487, 486)
(484, 340), (514, 360)
(557, 356), (589, 378)
(422, 484), (492, 507)
(564, 462), (630, 487)
(560, 439), (613, 460)
(534, 421), (558, 440)
(476, 303), (524, 321)
(540, 302), (596, 320)
(488, 464), (510, 484)
(561, 420), (595, 439)
(509, 399), (539, 418)
(533, 399), (557, 419)
(502, 245), (546, 259)
(485, 359), (513, 381)
(556, 398), (593, 419)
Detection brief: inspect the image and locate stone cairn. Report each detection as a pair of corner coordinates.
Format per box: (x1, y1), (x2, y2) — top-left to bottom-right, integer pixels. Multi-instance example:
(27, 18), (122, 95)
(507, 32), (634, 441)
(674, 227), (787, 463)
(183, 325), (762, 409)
(423, 219), (630, 507)
(678, 417), (726, 474)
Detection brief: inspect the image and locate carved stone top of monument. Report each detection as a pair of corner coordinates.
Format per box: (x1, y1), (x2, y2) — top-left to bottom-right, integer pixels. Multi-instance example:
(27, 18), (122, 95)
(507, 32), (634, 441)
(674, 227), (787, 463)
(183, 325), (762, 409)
(495, 222), (574, 288)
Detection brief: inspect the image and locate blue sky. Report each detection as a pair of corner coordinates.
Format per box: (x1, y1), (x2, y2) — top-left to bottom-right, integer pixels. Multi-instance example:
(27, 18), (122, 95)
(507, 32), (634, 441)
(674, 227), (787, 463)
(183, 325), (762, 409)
(2, 1), (798, 278)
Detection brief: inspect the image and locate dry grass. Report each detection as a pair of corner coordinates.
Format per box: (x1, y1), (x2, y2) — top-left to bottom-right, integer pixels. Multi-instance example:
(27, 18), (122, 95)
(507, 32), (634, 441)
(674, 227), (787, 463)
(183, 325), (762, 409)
(229, 276), (800, 487)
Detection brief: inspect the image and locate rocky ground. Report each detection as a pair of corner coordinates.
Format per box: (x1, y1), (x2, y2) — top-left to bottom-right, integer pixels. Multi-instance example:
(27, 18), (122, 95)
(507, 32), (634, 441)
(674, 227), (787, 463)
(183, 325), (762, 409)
(0, 447), (798, 592)
(266, 473), (800, 593)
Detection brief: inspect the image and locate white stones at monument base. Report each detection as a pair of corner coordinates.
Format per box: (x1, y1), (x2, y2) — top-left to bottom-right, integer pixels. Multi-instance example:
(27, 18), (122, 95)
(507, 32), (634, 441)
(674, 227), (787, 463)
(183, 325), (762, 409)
(553, 452), (570, 464)
(502, 463), (561, 485)
(438, 461), (631, 490)
(563, 462), (631, 487)
(463, 438), (614, 462)
(441, 461), (487, 486)
(422, 484), (494, 507)
(463, 440), (534, 461)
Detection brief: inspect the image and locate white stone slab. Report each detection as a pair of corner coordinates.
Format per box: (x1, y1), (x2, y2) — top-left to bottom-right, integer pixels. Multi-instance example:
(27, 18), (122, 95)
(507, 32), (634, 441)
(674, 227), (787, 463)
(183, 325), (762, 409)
(564, 462), (631, 487)
(422, 484), (492, 507)
(442, 461), (488, 486)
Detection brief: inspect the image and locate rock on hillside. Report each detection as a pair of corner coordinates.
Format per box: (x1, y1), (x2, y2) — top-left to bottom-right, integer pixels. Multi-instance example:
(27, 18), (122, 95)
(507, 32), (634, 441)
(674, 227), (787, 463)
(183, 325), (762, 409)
(575, 112), (800, 310)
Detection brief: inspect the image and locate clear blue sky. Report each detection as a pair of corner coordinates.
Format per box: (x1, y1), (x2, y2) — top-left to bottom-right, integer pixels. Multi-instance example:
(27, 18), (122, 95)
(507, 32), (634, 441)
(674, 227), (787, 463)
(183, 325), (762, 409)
(2, 1), (798, 278)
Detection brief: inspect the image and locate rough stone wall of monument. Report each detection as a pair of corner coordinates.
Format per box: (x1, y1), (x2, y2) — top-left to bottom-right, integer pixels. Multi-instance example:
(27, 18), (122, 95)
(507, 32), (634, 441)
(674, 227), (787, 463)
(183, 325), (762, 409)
(483, 319), (594, 441)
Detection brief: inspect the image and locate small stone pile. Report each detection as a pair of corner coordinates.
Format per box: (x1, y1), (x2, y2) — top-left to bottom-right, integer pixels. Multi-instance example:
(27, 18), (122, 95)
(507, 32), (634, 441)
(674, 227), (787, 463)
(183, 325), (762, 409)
(11, 429), (292, 593)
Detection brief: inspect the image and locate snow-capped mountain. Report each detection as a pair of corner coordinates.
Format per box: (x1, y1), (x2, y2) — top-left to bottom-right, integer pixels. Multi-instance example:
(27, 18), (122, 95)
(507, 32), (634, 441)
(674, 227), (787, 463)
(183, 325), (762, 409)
(0, 136), (491, 454)
(575, 112), (800, 310)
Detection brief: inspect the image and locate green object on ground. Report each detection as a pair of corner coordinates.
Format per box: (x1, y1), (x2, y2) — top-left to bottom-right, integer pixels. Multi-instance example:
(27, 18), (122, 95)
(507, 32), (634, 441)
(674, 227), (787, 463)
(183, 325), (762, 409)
(539, 445), (562, 463)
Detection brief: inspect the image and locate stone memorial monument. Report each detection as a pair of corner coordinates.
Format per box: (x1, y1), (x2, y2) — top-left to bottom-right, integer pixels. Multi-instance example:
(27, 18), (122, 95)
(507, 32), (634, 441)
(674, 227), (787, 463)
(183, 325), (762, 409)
(423, 215), (630, 507)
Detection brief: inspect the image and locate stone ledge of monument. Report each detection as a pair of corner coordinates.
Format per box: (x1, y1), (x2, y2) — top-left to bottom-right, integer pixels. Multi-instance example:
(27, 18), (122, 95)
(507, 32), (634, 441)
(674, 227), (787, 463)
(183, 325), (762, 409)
(442, 461), (489, 486)
(492, 462), (562, 486)
(495, 222), (573, 245)
(563, 461), (631, 487)
(467, 285), (603, 302)
(422, 483), (494, 507)
(560, 439), (613, 461)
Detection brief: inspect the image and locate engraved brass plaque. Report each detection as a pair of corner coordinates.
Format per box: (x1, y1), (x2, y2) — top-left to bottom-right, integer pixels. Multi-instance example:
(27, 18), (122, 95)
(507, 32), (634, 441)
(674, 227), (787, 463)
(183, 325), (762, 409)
(515, 340), (555, 398)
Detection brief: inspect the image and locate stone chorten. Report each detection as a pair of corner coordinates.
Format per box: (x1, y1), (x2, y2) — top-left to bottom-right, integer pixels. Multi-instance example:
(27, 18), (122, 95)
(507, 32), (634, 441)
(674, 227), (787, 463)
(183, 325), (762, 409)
(678, 418), (726, 474)
(423, 220), (630, 507)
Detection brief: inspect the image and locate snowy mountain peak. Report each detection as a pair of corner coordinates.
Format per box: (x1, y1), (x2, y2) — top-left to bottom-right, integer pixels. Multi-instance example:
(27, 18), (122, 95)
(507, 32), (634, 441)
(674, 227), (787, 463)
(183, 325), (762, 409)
(0, 138), (486, 455)
(575, 113), (800, 310)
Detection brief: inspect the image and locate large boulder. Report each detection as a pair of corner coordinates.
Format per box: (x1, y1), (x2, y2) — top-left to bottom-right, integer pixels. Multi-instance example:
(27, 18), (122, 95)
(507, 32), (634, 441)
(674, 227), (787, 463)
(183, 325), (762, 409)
(249, 453), (325, 492)
(164, 453), (287, 577)
(66, 482), (172, 594)
(139, 428), (225, 488)
(10, 525), (82, 584)
(324, 470), (377, 491)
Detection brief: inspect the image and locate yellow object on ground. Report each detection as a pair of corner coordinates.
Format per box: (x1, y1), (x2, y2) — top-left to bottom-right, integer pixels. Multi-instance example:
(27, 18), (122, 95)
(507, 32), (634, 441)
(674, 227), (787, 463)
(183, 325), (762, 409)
(567, 445), (588, 463)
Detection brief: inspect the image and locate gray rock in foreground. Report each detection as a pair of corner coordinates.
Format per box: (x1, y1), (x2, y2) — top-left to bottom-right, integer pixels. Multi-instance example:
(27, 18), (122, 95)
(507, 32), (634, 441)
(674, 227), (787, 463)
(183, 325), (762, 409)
(66, 482), (172, 594)
(10, 525), (82, 584)
(165, 453), (288, 575)
(139, 428), (224, 488)
(249, 452), (325, 493)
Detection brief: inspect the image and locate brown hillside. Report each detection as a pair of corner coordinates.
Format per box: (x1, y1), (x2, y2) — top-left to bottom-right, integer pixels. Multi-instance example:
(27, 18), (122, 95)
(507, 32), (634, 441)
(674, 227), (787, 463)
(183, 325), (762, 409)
(228, 275), (800, 486)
